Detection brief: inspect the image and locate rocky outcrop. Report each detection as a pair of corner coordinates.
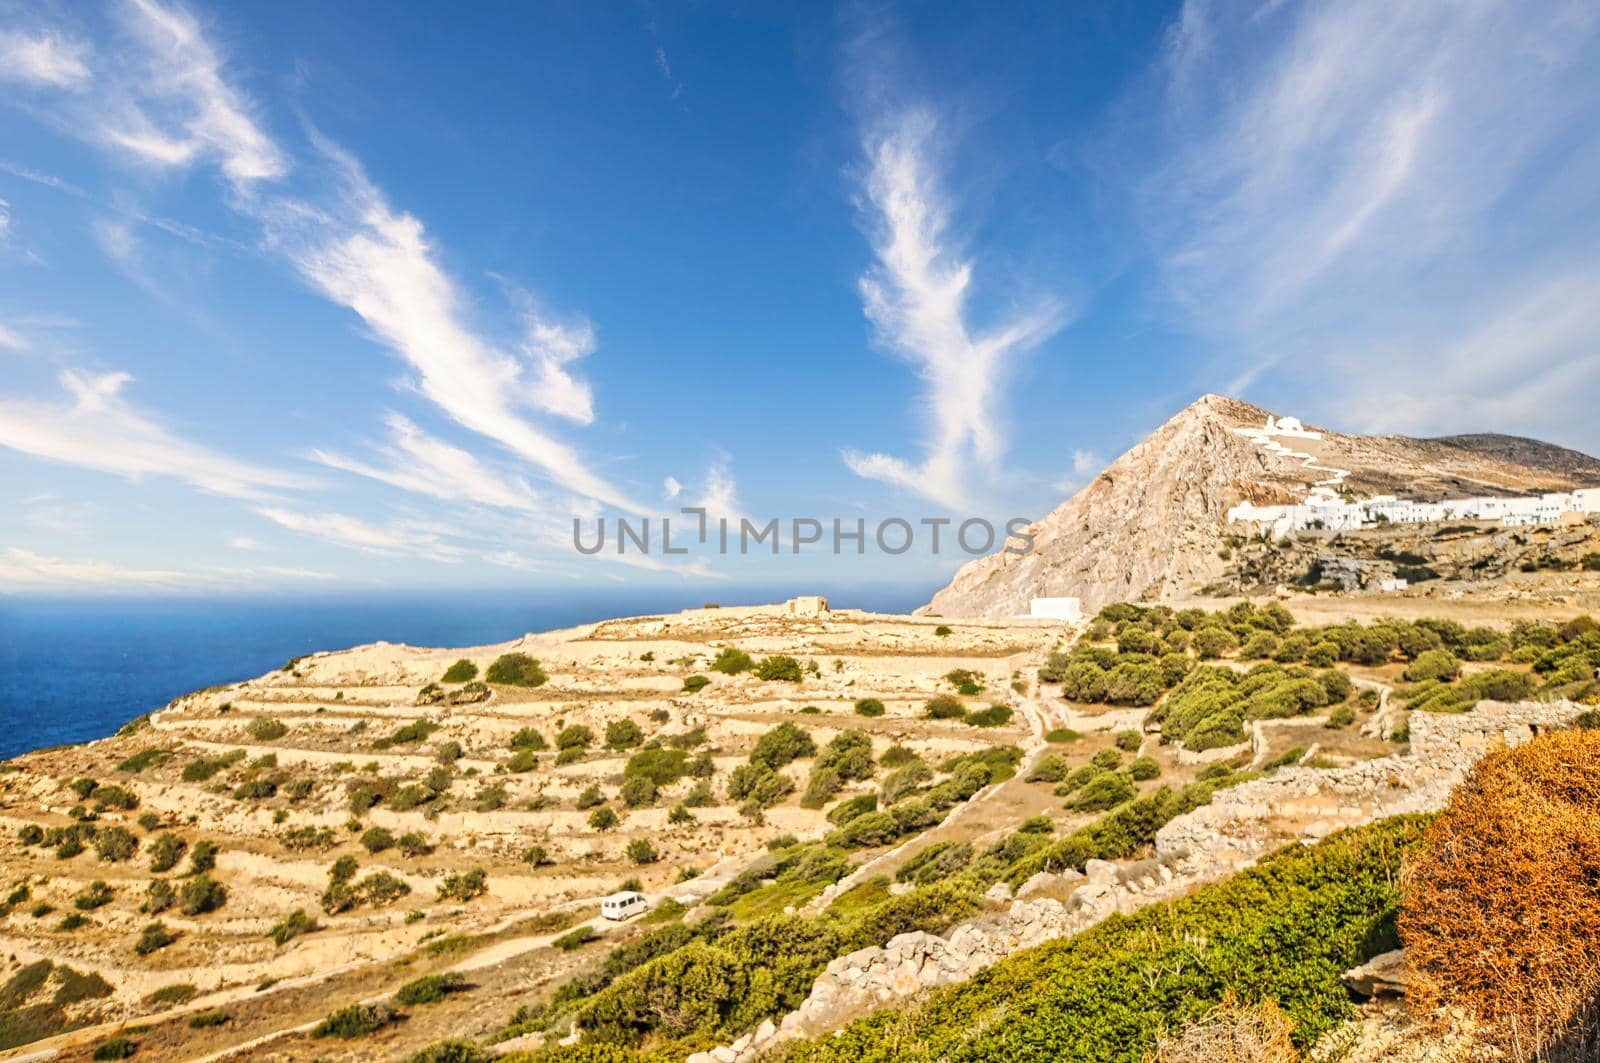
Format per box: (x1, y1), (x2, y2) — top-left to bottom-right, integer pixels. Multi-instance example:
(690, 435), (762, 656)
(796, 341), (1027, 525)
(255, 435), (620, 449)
(923, 394), (1600, 618)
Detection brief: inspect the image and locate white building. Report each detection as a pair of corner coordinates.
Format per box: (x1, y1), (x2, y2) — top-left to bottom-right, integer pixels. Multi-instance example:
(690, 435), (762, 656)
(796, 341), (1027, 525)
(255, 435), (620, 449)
(1229, 488), (1600, 538)
(1028, 597), (1083, 622)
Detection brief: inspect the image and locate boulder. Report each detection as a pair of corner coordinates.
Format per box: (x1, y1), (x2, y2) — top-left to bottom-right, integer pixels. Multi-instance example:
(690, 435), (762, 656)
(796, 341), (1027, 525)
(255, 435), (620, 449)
(1341, 949), (1409, 998)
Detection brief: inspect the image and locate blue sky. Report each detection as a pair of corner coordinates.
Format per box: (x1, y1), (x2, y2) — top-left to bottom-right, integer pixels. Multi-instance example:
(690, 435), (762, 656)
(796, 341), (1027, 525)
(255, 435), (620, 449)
(2, 0), (1598, 595)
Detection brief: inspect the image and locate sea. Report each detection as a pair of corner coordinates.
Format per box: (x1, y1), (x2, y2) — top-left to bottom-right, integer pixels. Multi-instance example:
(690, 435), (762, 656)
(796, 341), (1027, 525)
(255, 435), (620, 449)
(0, 584), (932, 761)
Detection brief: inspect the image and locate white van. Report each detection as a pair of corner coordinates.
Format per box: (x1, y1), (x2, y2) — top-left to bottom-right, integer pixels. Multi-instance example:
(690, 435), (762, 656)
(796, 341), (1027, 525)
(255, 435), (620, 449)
(600, 890), (648, 921)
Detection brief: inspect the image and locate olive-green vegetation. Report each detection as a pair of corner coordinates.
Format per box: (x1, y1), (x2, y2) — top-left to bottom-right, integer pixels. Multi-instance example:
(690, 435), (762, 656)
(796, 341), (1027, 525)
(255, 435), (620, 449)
(486, 653), (549, 688)
(442, 659), (479, 683)
(782, 816), (1428, 1063)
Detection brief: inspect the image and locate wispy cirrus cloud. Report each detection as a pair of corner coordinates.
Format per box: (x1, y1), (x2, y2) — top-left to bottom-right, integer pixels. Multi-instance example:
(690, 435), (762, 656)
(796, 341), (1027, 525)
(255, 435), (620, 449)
(253, 505), (462, 562)
(0, 547), (189, 589)
(310, 412), (542, 512)
(105, 0), (287, 186)
(0, 369), (312, 499)
(1135, 0), (1600, 445)
(843, 109), (1064, 509)
(0, 29), (91, 89)
(258, 145), (640, 511)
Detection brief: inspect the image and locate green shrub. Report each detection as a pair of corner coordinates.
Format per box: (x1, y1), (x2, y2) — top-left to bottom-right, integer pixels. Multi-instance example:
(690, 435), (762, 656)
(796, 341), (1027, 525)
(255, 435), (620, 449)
(485, 653), (548, 687)
(964, 705), (1013, 728)
(375, 719), (438, 749)
(555, 925), (599, 951)
(727, 764), (794, 808)
(142, 880), (175, 915)
(438, 868), (488, 902)
(312, 1001), (401, 1039)
(178, 874), (226, 915)
(626, 839), (660, 865)
(1325, 704), (1356, 729)
(934, 625), (952, 636)
(118, 749), (172, 774)
(75, 881), (114, 910)
(625, 747), (690, 786)
(557, 724), (595, 751)
(924, 695), (966, 720)
(1129, 757), (1161, 781)
(232, 778), (277, 800)
(441, 659), (478, 683)
(854, 698), (886, 717)
(589, 806), (620, 831)
(94, 826), (138, 862)
(188, 1010), (230, 1028)
(509, 727), (547, 750)
(749, 723), (817, 770)
(1026, 755), (1070, 783)
(187, 839), (218, 874)
(361, 827), (395, 853)
(93, 1037), (138, 1060)
(1404, 649), (1463, 683)
(621, 776), (657, 808)
(395, 973), (470, 1006)
(1044, 727), (1081, 744)
(756, 655), (805, 682)
(268, 908), (318, 946)
(247, 717), (288, 741)
(683, 675), (711, 693)
(1069, 772), (1135, 812)
(711, 648), (755, 675)
(606, 719), (645, 750)
(783, 816), (1427, 1063)
(134, 921), (177, 956)
(1114, 730), (1142, 752)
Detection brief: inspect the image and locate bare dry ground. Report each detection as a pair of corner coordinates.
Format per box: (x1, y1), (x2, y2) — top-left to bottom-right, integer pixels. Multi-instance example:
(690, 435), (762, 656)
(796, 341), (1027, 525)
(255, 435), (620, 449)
(0, 601), (1066, 1059)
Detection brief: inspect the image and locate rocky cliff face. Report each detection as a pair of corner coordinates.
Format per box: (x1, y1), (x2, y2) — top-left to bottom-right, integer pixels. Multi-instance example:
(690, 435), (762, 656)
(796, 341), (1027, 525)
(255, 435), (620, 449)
(924, 394), (1600, 618)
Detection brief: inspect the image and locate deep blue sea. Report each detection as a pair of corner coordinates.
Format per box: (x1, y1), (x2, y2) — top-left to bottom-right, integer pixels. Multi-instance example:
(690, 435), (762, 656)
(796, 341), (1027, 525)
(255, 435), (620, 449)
(0, 584), (931, 761)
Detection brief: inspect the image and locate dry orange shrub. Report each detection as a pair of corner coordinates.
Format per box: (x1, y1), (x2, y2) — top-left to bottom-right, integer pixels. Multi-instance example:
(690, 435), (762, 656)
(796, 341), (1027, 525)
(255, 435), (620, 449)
(1400, 727), (1600, 1060)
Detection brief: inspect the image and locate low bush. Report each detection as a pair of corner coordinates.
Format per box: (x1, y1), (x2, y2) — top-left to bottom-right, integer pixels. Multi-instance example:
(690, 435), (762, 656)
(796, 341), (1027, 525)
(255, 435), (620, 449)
(854, 698), (885, 717)
(92, 1037), (138, 1060)
(485, 652), (548, 687)
(755, 655), (804, 682)
(607, 719), (646, 750)
(711, 648), (755, 675)
(437, 868), (488, 902)
(683, 675), (710, 693)
(924, 695), (966, 720)
(247, 717), (288, 741)
(179, 875), (226, 915)
(312, 1002), (401, 1039)
(441, 659), (478, 683)
(626, 839), (660, 865)
(188, 1010), (230, 1028)
(555, 925), (599, 951)
(269, 908), (318, 946)
(964, 705), (1013, 728)
(395, 973), (470, 1006)
(1044, 727), (1081, 744)
(134, 921), (177, 956)
(94, 826), (138, 862)
(749, 723), (817, 770)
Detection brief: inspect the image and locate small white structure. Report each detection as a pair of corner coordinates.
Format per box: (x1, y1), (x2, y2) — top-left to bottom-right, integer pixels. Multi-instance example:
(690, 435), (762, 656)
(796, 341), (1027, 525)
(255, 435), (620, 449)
(785, 595), (829, 617)
(1028, 596), (1083, 622)
(601, 890), (648, 921)
(1377, 577), (1409, 593)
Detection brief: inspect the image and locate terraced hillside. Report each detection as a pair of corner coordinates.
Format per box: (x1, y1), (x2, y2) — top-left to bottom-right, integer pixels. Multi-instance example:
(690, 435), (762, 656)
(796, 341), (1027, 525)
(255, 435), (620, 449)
(0, 602), (1060, 1058)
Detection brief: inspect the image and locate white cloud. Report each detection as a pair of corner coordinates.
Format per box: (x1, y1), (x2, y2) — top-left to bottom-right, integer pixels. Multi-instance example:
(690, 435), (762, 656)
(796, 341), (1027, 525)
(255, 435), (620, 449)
(515, 295), (597, 425)
(1050, 449), (1103, 497)
(0, 323), (24, 352)
(0, 369), (313, 499)
(254, 505), (462, 561)
(843, 109), (1064, 508)
(693, 458), (742, 524)
(228, 535), (261, 550)
(0, 548), (188, 589)
(663, 475), (683, 499)
(0, 30), (91, 88)
(0, 198), (9, 246)
(107, 0), (287, 186)
(266, 144), (641, 511)
(1136, 0), (1600, 447)
(311, 412), (542, 512)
